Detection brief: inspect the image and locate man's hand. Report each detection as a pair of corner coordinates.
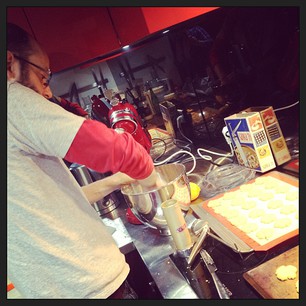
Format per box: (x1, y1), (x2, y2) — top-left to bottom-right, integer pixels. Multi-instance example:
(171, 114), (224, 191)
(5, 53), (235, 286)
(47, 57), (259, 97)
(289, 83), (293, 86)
(137, 168), (166, 191)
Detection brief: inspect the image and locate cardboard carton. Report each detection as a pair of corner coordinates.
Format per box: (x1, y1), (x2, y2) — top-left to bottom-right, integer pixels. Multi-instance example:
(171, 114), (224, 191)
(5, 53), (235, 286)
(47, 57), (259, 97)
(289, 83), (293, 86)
(224, 106), (291, 173)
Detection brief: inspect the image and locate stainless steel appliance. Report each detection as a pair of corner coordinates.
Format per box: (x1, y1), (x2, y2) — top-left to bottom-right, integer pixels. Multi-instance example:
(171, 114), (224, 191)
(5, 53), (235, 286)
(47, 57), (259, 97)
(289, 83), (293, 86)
(69, 163), (120, 216)
(121, 163), (191, 235)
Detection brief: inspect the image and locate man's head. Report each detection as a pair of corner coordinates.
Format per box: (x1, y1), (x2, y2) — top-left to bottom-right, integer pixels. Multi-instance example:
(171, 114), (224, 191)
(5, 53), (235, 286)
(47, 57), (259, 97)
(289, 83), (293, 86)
(7, 23), (53, 99)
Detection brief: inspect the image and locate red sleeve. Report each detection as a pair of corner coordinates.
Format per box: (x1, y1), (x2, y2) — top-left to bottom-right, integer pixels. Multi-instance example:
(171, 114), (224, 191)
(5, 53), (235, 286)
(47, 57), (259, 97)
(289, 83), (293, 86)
(64, 119), (154, 179)
(60, 98), (89, 117)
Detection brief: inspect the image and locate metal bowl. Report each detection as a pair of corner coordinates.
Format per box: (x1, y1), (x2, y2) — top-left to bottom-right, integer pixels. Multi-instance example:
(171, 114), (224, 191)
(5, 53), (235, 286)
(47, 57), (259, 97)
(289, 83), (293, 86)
(121, 163), (191, 235)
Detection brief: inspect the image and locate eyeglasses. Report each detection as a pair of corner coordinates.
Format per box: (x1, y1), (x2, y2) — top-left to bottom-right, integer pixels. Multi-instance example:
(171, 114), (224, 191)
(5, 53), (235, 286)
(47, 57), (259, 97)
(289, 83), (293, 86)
(13, 54), (52, 85)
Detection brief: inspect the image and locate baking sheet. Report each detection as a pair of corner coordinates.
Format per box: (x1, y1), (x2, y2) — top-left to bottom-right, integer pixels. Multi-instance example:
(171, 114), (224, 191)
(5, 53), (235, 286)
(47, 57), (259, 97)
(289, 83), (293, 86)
(192, 171), (299, 251)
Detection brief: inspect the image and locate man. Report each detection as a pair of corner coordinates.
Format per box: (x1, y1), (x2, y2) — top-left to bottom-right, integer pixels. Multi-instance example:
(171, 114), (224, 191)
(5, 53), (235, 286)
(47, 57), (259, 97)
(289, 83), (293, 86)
(7, 22), (158, 298)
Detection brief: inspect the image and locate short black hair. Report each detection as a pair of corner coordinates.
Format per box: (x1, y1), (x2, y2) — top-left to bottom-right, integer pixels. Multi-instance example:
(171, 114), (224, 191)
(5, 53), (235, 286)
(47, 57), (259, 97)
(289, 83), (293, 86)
(7, 22), (35, 59)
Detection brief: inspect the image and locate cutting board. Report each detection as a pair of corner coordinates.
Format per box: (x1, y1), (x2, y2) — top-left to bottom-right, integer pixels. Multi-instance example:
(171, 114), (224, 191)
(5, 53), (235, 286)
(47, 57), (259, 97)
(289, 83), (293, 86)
(243, 245), (299, 299)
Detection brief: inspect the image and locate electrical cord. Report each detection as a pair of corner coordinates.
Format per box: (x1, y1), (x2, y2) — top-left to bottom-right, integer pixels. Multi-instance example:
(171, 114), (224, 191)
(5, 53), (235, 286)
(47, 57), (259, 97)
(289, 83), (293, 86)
(151, 137), (190, 163)
(151, 117), (234, 173)
(274, 100), (299, 112)
(177, 115), (193, 144)
(153, 150), (197, 174)
(177, 112), (235, 161)
(151, 99), (299, 176)
(197, 145), (235, 159)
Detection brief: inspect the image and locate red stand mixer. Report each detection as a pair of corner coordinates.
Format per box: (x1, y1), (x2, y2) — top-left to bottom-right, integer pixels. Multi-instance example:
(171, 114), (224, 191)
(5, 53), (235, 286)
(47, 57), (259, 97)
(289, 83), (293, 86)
(108, 98), (152, 153)
(108, 98), (153, 225)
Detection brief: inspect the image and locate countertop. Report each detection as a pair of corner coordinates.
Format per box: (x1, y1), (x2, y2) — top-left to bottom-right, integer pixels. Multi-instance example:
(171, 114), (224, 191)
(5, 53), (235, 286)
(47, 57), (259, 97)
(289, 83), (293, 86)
(102, 153), (299, 299)
(104, 196), (298, 299)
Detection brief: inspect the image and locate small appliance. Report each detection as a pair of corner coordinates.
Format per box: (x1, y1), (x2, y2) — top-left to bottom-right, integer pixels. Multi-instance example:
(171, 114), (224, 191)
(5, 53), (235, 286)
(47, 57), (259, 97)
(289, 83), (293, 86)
(108, 98), (152, 153)
(69, 163), (120, 216)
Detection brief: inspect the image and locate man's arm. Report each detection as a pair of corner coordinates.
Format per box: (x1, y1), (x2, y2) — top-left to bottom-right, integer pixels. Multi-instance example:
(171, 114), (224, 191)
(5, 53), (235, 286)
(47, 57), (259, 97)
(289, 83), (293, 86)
(81, 172), (135, 204)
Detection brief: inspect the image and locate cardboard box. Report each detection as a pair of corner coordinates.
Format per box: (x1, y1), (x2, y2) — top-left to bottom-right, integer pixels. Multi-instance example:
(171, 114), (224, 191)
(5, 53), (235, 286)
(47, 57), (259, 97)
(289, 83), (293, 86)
(224, 106), (291, 173)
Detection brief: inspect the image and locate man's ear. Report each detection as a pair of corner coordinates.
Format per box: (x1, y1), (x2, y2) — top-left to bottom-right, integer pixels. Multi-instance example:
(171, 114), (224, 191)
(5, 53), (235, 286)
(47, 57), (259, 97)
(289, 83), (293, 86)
(7, 51), (18, 81)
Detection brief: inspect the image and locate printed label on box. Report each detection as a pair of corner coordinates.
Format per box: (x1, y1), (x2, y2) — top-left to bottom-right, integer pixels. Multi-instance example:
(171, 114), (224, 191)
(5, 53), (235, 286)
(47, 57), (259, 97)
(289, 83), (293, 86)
(224, 106), (291, 172)
(225, 112), (276, 173)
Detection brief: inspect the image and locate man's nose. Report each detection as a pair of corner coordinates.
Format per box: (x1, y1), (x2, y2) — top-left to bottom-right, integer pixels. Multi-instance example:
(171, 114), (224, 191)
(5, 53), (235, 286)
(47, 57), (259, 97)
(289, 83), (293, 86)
(43, 86), (53, 99)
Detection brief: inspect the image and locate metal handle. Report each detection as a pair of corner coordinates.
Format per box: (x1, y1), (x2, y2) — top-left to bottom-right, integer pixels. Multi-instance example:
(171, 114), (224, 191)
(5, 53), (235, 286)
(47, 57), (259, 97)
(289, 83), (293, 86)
(187, 223), (209, 266)
(210, 271), (230, 299)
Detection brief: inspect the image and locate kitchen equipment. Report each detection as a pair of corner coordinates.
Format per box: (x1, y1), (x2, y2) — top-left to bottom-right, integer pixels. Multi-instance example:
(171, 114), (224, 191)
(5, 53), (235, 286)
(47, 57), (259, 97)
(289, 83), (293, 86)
(121, 163), (191, 235)
(243, 245), (299, 299)
(108, 98), (152, 153)
(192, 170), (299, 253)
(161, 199), (193, 256)
(200, 249), (231, 299)
(69, 164), (120, 216)
(187, 223), (209, 265)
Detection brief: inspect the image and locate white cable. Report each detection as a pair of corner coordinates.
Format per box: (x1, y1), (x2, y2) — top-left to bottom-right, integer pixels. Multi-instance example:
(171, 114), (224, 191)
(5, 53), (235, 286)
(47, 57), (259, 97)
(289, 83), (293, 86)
(207, 156), (234, 172)
(176, 115), (193, 144)
(274, 100), (299, 112)
(197, 145), (234, 159)
(153, 150), (197, 174)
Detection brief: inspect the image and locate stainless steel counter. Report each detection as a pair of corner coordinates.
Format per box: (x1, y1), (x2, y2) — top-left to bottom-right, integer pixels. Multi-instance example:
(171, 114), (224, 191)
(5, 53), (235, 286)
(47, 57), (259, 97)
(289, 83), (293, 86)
(101, 145), (244, 299)
(103, 201), (199, 298)
(102, 156), (231, 299)
(102, 137), (299, 299)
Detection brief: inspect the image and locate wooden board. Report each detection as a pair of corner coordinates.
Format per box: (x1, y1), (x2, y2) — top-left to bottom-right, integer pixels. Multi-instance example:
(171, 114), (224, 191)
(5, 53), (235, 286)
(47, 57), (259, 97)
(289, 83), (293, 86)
(243, 245), (299, 299)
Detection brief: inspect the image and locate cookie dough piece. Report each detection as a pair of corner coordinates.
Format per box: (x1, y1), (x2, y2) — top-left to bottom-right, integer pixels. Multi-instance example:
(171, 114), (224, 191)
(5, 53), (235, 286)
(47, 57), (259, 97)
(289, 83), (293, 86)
(263, 180), (277, 190)
(256, 228), (274, 240)
(223, 209), (239, 219)
(260, 213), (277, 224)
(239, 222), (258, 234)
(280, 204), (297, 215)
(227, 195), (247, 207)
(285, 191), (298, 201)
(275, 265), (297, 281)
(241, 200), (257, 210)
(248, 208), (265, 219)
(273, 183), (291, 194)
(219, 198), (233, 207)
(273, 217), (292, 229)
(219, 208), (239, 219)
(247, 187), (265, 198)
(258, 192), (274, 201)
(296, 280), (299, 293)
(228, 215), (247, 227)
(230, 198), (244, 206)
(267, 199), (284, 209)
